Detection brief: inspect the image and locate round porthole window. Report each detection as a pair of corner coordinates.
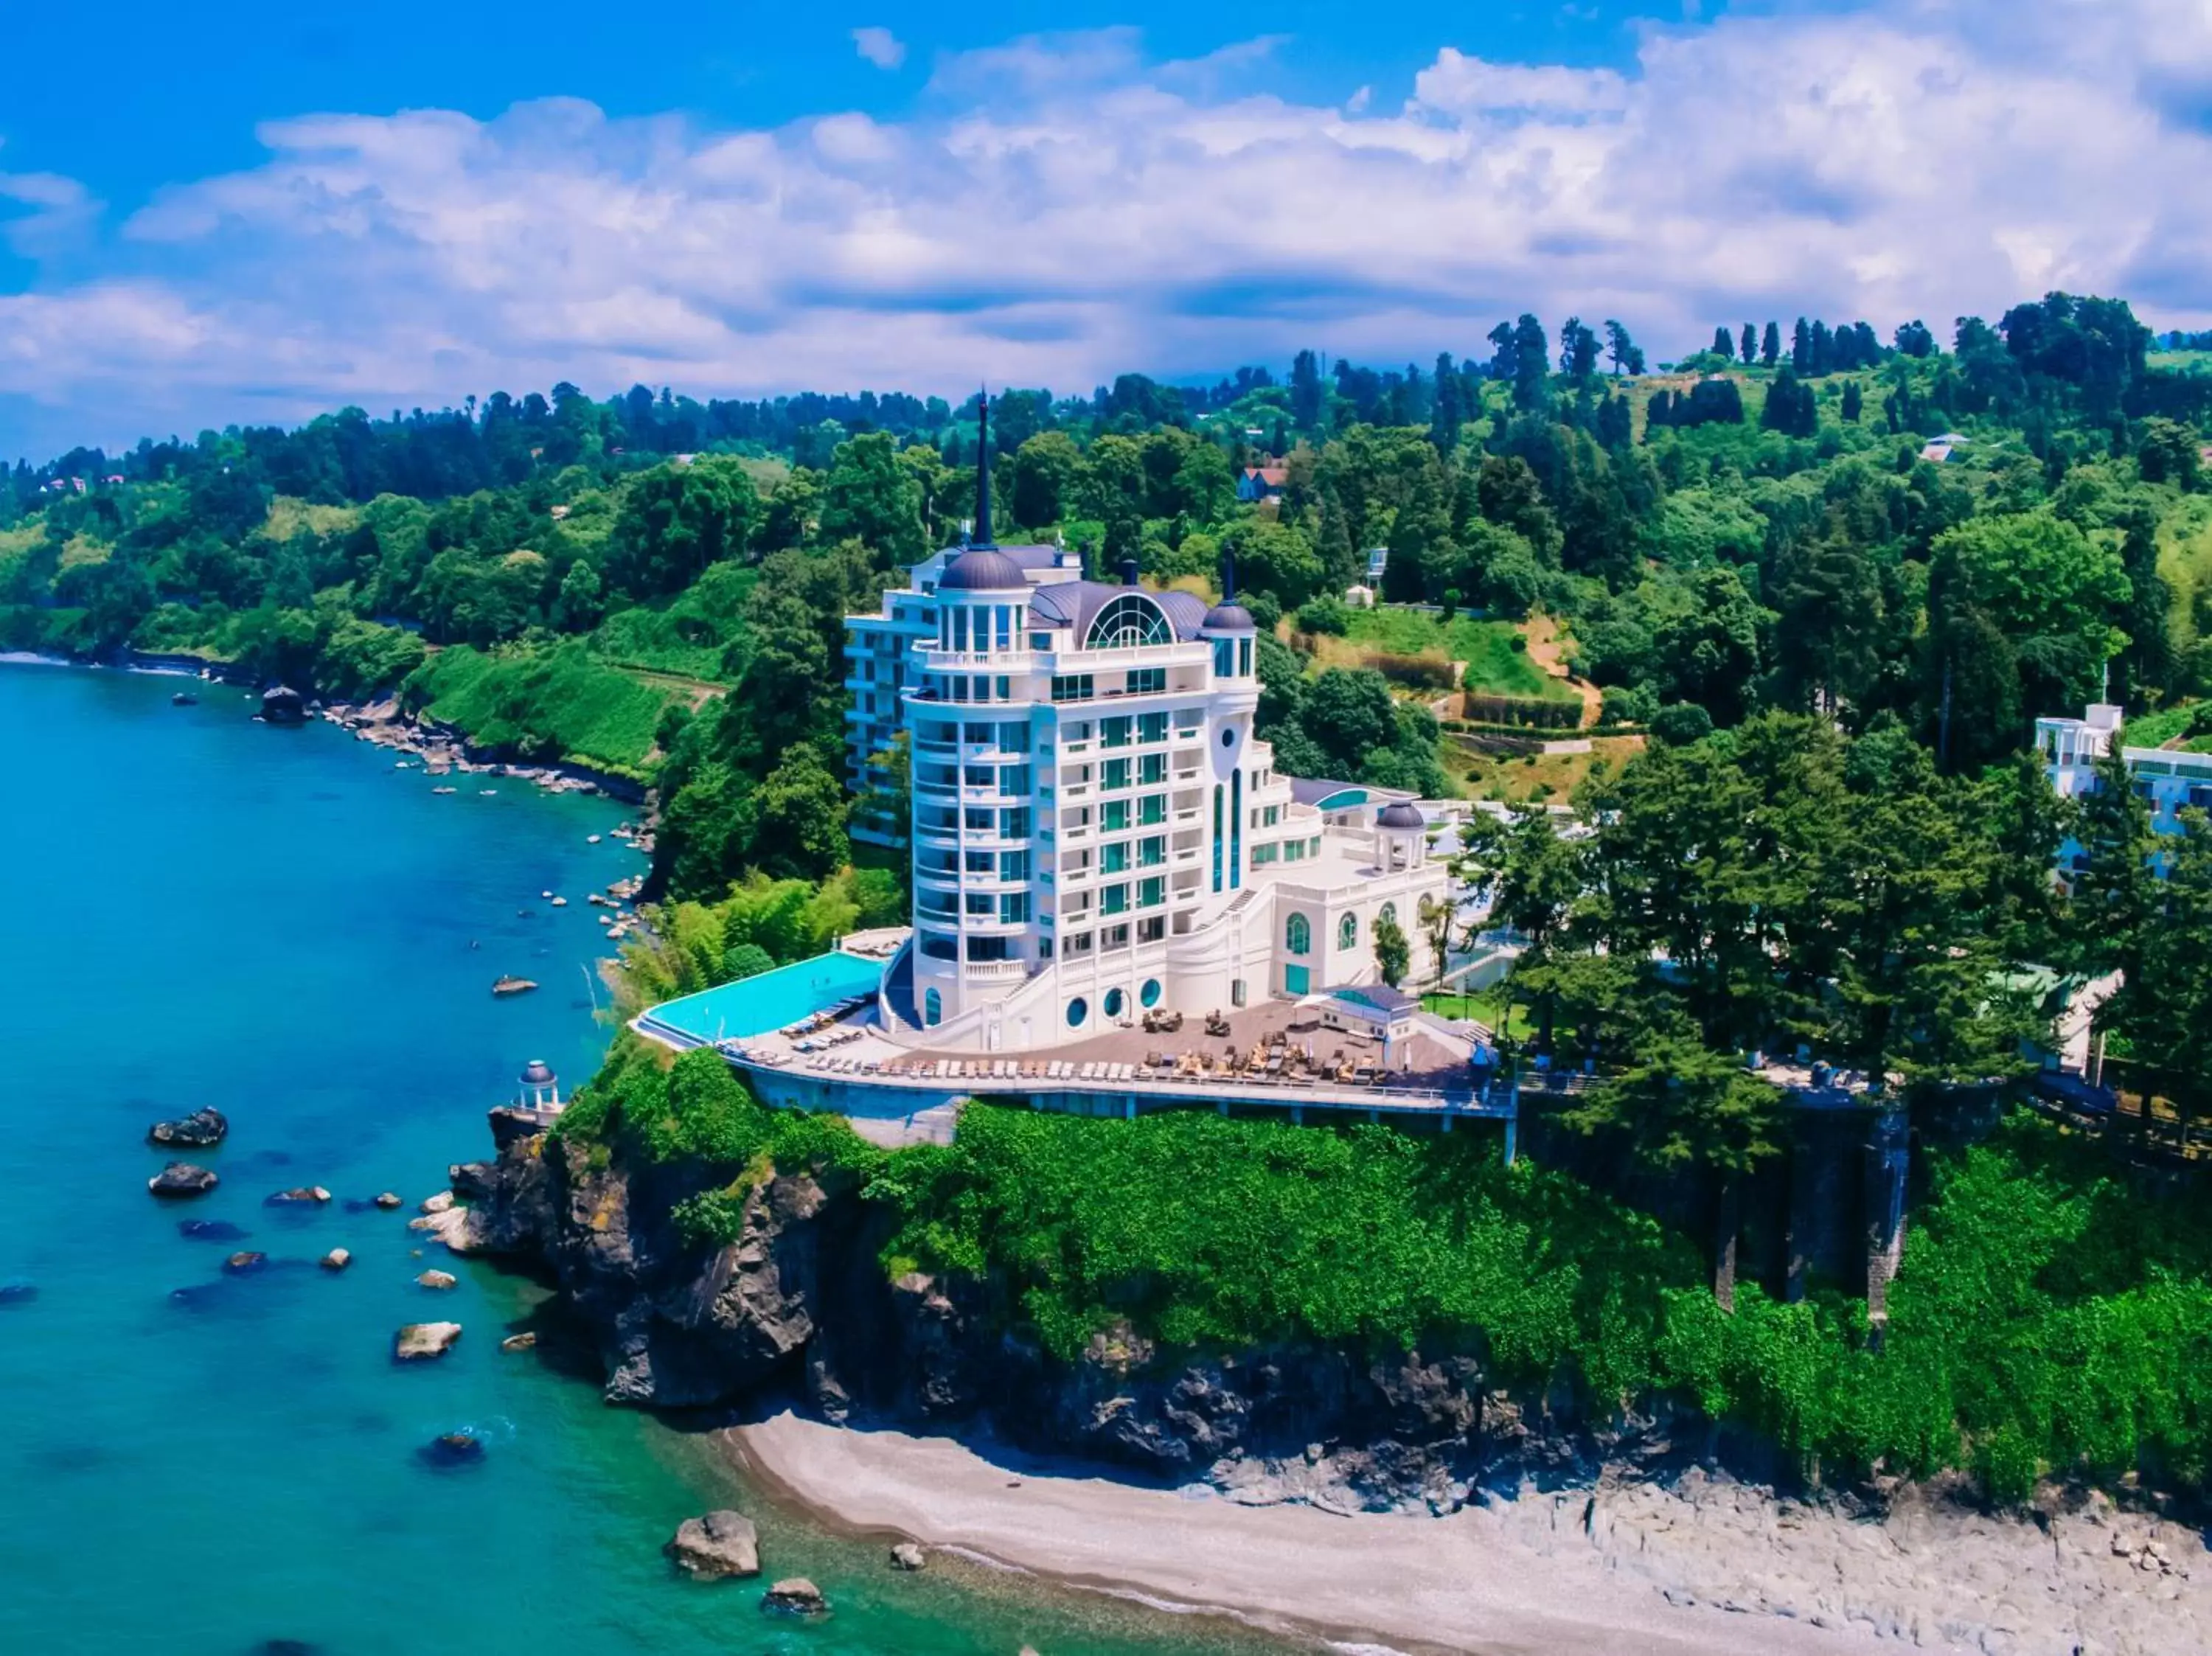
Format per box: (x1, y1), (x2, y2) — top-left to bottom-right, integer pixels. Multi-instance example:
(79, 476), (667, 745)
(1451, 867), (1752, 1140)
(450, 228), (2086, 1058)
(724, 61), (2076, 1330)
(1140, 978), (1162, 1008)
(1066, 997), (1088, 1028)
(1220, 728), (1236, 748)
(1105, 987), (1126, 1018)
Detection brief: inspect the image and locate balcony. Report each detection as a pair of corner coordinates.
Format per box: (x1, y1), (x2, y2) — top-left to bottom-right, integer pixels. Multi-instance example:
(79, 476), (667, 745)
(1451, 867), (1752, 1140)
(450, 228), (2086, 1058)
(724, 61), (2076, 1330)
(961, 959), (1030, 983)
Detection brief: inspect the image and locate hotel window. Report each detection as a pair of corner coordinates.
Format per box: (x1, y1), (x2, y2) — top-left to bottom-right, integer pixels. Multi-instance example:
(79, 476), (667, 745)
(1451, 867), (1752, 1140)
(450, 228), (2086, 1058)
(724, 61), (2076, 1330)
(1138, 877), (1164, 909)
(964, 808), (995, 831)
(999, 808), (1030, 838)
(1102, 923), (1130, 950)
(950, 677), (969, 702)
(962, 722), (992, 745)
(1138, 711), (1168, 743)
(1102, 799), (1131, 832)
(1030, 633), (1053, 650)
(999, 892), (1029, 925)
(1127, 667), (1166, 695)
(1137, 916), (1166, 943)
(1238, 638), (1253, 676)
(1067, 931), (1093, 956)
(1138, 793), (1166, 827)
(1338, 914), (1358, 949)
(965, 892), (995, 915)
(922, 932), (959, 960)
(1101, 841), (1130, 874)
(953, 608), (970, 652)
(1000, 765), (1031, 793)
(1138, 753), (1166, 785)
(1102, 758), (1131, 791)
(1138, 835), (1165, 867)
(996, 676), (1011, 700)
(1052, 674), (1094, 702)
(1231, 978), (1247, 1006)
(1039, 936), (1054, 958)
(1250, 843), (1278, 865)
(999, 849), (1030, 881)
(1213, 637), (1234, 678)
(995, 608), (1012, 650)
(1102, 883), (1130, 916)
(1102, 715), (1132, 748)
(1286, 912), (1312, 955)
(964, 850), (995, 874)
(1284, 840), (1304, 861)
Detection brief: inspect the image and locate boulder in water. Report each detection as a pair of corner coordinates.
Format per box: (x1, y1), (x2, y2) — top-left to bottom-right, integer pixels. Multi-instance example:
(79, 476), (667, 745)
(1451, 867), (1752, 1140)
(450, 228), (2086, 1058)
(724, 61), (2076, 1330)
(265, 1186), (331, 1206)
(419, 1431), (485, 1469)
(179, 1219), (248, 1242)
(374, 1192), (403, 1210)
(0, 1281), (36, 1307)
(393, 1322), (462, 1361)
(320, 1248), (351, 1272)
(417, 1270), (457, 1291)
(260, 685), (306, 723)
(761, 1578), (827, 1615)
(148, 1107), (229, 1148)
(223, 1251), (268, 1275)
(500, 1332), (537, 1352)
(150, 1163), (218, 1199)
(888, 1542), (926, 1572)
(419, 1191), (455, 1215)
(666, 1511), (761, 1580)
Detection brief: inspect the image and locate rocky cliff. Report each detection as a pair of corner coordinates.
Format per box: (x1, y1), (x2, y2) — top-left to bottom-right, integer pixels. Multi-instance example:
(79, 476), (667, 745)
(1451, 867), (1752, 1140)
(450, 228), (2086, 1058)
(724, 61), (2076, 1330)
(450, 1133), (1675, 1514)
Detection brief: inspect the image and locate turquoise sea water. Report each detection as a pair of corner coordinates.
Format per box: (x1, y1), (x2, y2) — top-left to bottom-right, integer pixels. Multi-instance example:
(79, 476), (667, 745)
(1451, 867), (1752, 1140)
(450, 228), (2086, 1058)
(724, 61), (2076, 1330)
(0, 663), (1281, 1656)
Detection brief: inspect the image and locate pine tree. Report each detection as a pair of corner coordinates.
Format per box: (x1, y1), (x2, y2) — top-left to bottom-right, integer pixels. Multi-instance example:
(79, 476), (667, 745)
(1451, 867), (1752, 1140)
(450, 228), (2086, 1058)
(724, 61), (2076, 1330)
(1712, 325), (1736, 361)
(1430, 352), (1463, 452)
(1841, 380), (1864, 422)
(1512, 315), (1551, 409)
(1761, 321), (1781, 367)
(1791, 318), (1813, 372)
(1741, 323), (1758, 365)
(1604, 319), (1638, 376)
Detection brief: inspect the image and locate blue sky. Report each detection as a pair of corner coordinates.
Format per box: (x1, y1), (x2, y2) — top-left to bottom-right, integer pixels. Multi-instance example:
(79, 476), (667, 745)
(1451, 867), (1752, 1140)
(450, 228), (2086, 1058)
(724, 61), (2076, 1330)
(3, 0), (2206, 457)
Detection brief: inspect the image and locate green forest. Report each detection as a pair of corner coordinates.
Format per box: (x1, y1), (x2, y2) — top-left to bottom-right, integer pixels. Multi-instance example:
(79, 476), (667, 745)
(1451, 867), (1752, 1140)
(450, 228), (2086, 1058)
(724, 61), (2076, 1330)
(12, 292), (2212, 1501)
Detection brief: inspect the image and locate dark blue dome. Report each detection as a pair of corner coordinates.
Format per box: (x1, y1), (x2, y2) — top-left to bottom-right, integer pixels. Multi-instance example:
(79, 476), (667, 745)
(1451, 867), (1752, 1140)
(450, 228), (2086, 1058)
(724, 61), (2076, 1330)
(1377, 801), (1425, 829)
(1200, 602), (1255, 633)
(939, 549), (1028, 591)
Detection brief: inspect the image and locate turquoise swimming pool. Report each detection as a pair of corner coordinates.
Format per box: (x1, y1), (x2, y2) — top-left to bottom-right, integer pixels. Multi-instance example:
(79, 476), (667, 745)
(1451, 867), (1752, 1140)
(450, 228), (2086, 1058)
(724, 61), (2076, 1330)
(637, 950), (886, 1045)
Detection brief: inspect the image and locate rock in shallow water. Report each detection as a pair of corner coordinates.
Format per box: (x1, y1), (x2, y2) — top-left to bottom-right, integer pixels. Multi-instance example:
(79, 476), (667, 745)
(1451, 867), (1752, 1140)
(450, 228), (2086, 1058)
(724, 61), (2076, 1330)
(417, 1270), (457, 1290)
(178, 1219), (248, 1242)
(393, 1322), (462, 1361)
(0, 1281), (37, 1307)
(374, 1192), (403, 1210)
(148, 1107), (229, 1148)
(761, 1578), (827, 1615)
(419, 1432), (485, 1469)
(888, 1542), (925, 1572)
(320, 1249), (350, 1271)
(667, 1511), (761, 1580)
(265, 1186), (331, 1206)
(149, 1163), (218, 1199)
(500, 1332), (537, 1352)
(223, 1251), (268, 1275)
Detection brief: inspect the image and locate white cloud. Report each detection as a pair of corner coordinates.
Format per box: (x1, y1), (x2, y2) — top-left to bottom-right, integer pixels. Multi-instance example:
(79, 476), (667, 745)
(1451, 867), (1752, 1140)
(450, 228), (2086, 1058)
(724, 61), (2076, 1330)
(852, 27), (905, 72)
(8, 1), (2212, 452)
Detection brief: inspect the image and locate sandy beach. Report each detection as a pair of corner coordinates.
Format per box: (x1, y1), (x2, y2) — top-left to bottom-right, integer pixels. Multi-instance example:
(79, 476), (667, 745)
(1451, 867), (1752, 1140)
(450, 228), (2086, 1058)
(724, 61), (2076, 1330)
(728, 1410), (1950, 1656)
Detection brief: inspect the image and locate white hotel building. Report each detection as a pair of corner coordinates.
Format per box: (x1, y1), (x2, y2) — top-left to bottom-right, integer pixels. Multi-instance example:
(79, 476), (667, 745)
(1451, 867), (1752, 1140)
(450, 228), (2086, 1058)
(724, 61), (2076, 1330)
(841, 411), (1449, 1054)
(2038, 700), (2212, 864)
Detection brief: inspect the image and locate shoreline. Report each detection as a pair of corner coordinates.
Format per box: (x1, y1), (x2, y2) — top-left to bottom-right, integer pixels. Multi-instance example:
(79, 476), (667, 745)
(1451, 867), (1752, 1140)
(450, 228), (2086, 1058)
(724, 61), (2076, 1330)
(0, 652), (650, 807)
(723, 1410), (1912, 1656)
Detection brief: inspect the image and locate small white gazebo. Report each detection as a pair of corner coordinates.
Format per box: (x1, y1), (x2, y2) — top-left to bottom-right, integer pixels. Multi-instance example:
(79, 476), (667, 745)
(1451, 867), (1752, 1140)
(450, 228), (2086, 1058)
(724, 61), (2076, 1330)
(515, 1060), (563, 1113)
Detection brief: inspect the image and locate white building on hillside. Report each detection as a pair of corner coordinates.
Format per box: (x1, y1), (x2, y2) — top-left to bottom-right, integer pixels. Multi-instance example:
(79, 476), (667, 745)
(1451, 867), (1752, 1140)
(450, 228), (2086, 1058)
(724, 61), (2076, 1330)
(2039, 702), (2212, 858)
(844, 400), (1450, 1051)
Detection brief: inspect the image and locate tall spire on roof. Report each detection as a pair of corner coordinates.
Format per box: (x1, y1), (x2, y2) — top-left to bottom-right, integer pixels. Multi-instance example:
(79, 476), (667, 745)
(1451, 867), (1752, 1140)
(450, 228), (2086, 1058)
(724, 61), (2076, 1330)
(972, 389), (996, 549)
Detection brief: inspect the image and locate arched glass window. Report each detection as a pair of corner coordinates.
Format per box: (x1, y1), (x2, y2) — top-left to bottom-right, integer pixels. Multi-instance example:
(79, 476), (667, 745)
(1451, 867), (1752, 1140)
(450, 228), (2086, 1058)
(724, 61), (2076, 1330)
(1338, 914), (1357, 950)
(1378, 902), (1397, 928)
(1140, 978), (1162, 1008)
(1084, 594), (1171, 650)
(1286, 912), (1311, 956)
(1105, 987), (1126, 1018)
(923, 988), (942, 1026)
(1066, 996), (1088, 1028)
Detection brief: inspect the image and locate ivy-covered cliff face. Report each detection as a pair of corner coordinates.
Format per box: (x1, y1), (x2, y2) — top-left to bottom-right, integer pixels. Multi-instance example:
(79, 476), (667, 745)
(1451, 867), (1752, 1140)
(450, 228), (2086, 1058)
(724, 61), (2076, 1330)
(458, 1124), (1653, 1514)
(457, 1048), (2212, 1514)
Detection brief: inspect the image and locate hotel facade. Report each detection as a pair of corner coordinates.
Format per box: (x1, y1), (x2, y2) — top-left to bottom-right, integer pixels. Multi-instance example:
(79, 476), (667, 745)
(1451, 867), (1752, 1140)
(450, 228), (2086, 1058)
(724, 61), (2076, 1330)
(841, 409), (1449, 1053)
